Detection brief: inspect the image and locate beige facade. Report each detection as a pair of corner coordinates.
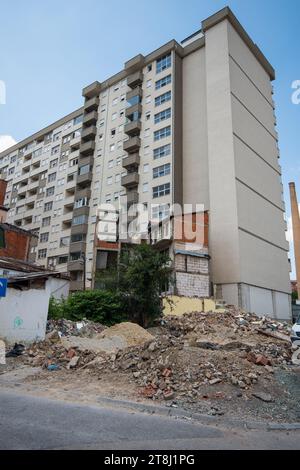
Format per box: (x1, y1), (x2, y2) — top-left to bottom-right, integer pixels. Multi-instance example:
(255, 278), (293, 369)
(0, 7), (291, 319)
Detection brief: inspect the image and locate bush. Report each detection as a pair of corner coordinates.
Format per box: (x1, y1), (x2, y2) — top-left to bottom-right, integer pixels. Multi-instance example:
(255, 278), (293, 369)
(48, 290), (127, 325)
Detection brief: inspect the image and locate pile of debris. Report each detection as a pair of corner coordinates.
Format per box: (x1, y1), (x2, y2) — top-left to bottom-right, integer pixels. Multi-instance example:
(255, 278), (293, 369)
(46, 318), (106, 338)
(23, 308), (296, 402)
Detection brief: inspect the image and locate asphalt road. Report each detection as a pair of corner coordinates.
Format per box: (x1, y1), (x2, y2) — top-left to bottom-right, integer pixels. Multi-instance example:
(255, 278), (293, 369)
(0, 390), (299, 450)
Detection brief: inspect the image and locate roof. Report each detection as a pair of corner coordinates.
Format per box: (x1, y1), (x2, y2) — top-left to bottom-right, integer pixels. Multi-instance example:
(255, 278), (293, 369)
(0, 256), (70, 281)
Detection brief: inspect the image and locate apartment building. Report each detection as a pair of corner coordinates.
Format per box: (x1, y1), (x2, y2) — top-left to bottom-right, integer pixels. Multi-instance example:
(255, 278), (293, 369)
(0, 7), (291, 319)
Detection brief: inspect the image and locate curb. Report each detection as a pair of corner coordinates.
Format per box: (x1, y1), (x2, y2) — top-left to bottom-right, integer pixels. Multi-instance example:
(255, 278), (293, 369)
(95, 396), (300, 431)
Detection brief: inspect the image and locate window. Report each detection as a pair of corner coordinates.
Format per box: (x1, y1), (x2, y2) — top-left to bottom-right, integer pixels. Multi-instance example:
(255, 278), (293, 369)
(74, 197), (89, 209)
(69, 157), (78, 167)
(58, 256), (68, 264)
(44, 201), (53, 211)
(143, 163), (149, 173)
(146, 112), (151, 121)
(71, 233), (85, 243)
(60, 236), (70, 247)
(155, 74), (171, 90)
(110, 143), (115, 152)
(33, 215), (40, 223)
(105, 194), (111, 203)
(115, 173), (120, 183)
(144, 128), (150, 137)
(59, 163), (67, 171)
(143, 182), (148, 193)
(78, 164), (90, 175)
(153, 144), (171, 159)
(99, 134), (103, 141)
(42, 217), (51, 227)
(51, 145), (60, 155)
(116, 157), (121, 165)
(53, 132), (61, 141)
(48, 172), (56, 182)
(155, 90), (171, 107)
(99, 119), (105, 127)
(62, 134), (72, 144)
(33, 148), (42, 158)
(114, 191), (119, 201)
(154, 126), (171, 141)
(53, 208), (62, 217)
(73, 215), (88, 226)
(63, 120), (72, 130)
(112, 97), (118, 106)
(153, 182), (170, 198)
(40, 232), (49, 243)
(38, 249), (47, 259)
(153, 163), (171, 178)
(112, 112), (117, 121)
(107, 176), (112, 185)
(154, 108), (171, 124)
(73, 115), (83, 125)
(127, 95), (140, 107)
(108, 159), (114, 168)
(46, 186), (55, 197)
(61, 150), (70, 158)
(156, 53), (171, 74)
(145, 95), (151, 104)
(147, 64), (152, 72)
(50, 158), (58, 168)
(152, 203), (170, 220)
(70, 252), (82, 261)
(111, 128), (116, 137)
(57, 178), (65, 186)
(144, 146), (150, 155)
(100, 104), (106, 113)
(146, 79), (152, 88)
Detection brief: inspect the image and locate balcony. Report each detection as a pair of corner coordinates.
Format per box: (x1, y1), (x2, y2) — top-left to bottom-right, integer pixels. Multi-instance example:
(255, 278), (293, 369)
(127, 71), (143, 89)
(122, 153), (140, 170)
(125, 102), (142, 118)
(70, 136), (81, 150)
(69, 241), (86, 254)
(75, 187), (91, 200)
(121, 172), (139, 189)
(81, 126), (97, 141)
(82, 81), (101, 99)
(80, 140), (95, 156)
(84, 96), (99, 112)
(126, 191), (139, 205)
(126, 86), (143, 102)
(124, 120), (141, 137)
(71, 223), (88, 235)
(83, 110), (98, 126)
(77, 171), (93, 186)
(68, 260), (84, 272)
(73, 205), (90, 218)
(123, 136), (141, 153)
(70, 280), (84, 291)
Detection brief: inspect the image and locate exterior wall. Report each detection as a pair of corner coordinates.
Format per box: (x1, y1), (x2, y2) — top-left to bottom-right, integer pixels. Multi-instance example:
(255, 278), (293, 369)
(0, 288), (49, 342)
(0, 227), (34, 261)
(182, 47), (209, 210)
(0, 277), (69, 342)
(175, 253), (209, 297)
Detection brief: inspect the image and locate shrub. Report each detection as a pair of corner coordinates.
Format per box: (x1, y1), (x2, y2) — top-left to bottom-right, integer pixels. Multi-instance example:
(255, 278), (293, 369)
(48, 290), (127, 325)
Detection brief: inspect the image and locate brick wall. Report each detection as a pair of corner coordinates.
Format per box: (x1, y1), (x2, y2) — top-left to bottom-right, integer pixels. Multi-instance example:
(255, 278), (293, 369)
(0, 179), (7, 206)
(0, 228), (30, 260)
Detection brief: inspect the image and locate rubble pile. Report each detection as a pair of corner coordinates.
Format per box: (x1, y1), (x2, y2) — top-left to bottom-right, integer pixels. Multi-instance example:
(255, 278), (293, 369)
(46, 318), (106, 337)
(23, 308), (294, 402)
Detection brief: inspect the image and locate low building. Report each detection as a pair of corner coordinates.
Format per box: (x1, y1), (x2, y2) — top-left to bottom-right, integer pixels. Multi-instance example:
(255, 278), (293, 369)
(0, 258), (69, 343)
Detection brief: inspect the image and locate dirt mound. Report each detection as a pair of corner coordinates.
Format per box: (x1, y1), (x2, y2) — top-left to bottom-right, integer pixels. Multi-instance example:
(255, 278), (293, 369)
(97, 322), (154, 348)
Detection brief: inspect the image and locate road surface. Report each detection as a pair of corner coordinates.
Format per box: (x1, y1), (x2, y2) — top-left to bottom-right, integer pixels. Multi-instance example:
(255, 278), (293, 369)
(0, 390), (299, 450)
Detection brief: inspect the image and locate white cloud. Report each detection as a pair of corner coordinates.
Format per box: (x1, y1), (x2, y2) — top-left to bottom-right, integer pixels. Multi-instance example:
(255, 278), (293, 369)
(0, 135), (17, 152)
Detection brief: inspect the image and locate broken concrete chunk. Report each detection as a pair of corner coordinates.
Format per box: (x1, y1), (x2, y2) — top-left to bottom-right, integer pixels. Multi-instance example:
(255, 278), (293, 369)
(252, 391), (274, 402)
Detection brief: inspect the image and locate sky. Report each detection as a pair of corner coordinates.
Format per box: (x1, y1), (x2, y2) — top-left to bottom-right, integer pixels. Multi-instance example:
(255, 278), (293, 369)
(0, 0), (299, 274)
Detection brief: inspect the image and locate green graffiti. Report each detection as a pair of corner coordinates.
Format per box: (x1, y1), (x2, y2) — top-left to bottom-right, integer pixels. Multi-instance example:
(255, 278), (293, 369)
(13, 316), (23, 329)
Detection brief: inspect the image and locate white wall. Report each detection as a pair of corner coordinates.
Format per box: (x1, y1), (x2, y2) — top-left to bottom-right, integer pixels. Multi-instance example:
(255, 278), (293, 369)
(0, 278), (69, 342)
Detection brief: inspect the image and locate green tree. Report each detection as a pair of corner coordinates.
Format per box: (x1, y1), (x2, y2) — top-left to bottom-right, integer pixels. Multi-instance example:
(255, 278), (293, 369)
(117, 244), (173, 327)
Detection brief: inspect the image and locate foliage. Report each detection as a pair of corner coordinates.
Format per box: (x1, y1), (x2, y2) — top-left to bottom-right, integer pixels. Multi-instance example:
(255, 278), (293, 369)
(48, 290), (127, 326)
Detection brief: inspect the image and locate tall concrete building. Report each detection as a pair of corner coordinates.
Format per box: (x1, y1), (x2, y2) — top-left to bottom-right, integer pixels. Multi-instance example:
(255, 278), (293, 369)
(0, 7), (291, 319)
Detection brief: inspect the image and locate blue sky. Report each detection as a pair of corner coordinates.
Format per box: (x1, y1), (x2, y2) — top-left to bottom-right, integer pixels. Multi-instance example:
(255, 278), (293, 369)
(0, 0), (299, 274)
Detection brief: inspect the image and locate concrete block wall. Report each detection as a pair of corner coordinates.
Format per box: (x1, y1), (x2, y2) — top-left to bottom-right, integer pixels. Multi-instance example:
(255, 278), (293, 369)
(175, 253), (209, 297)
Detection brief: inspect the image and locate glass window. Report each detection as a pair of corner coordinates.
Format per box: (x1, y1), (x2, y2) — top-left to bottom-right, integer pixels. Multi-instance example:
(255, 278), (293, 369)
(73, 115), (83, 125)
(155, 90), (171, 107)
(153, 163), (171, 178)
(153, 144), (171, 159)
(155, 74), (171, 90)
(154, 126), (171, 141)
(154, 108), (171, 124)
(156, 53), (171, 74)
(153, 182), (170, 198)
